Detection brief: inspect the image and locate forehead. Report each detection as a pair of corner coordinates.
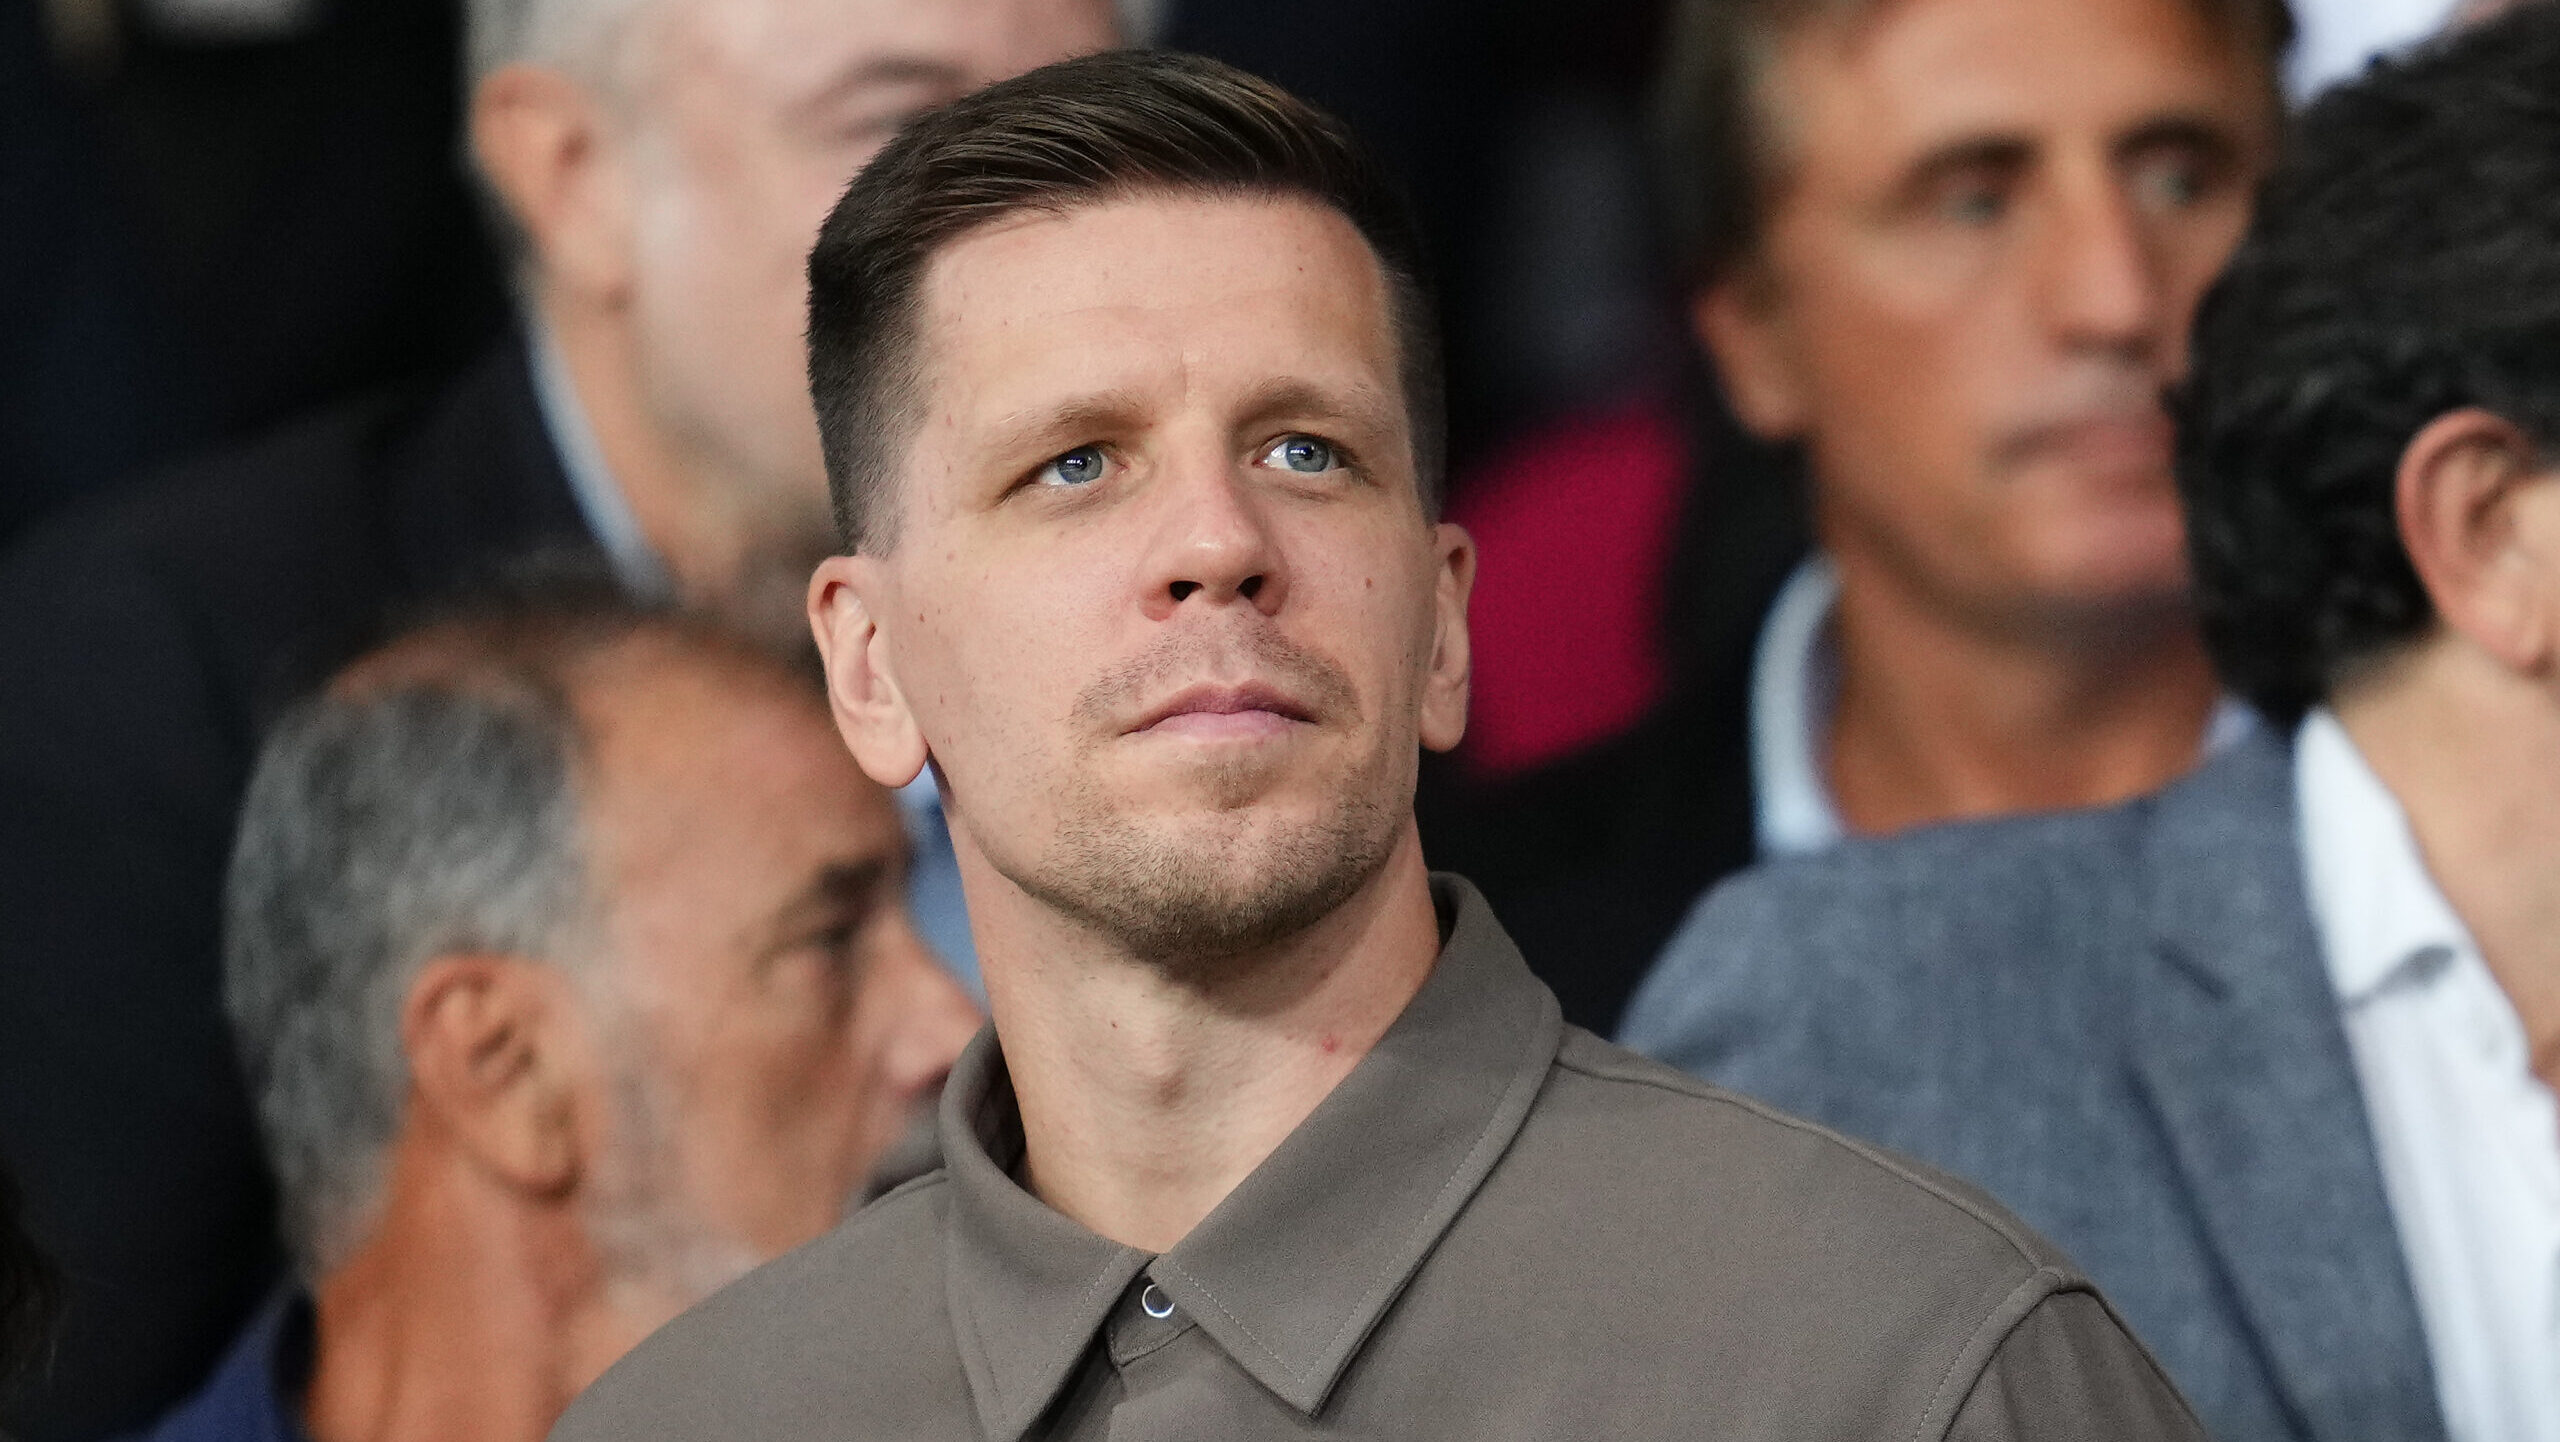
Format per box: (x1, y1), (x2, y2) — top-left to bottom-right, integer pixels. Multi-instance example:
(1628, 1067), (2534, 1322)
(573, 644), (899, 876)
(1767, 0), (2265, 171)
(909, 191), (1402, 445)
(645, 0), (1093, 101)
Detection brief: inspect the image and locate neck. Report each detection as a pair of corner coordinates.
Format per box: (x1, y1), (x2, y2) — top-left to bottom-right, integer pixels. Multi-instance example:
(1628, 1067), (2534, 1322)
(1820, 558), (2221, 837)
(2336, 643), (2560, 1093)
(301, 1137), (653, 1442)
(531, 288), (784, 622)
(965, 826), (1445, 1253)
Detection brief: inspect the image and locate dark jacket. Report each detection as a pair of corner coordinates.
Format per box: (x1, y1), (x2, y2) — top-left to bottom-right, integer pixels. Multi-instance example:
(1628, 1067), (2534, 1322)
(109, 1295), (310, 1442)
(1417, 413), (1805, 1035)
(0, 341), (585, 1440)
(1623, 732), (2446, 1442)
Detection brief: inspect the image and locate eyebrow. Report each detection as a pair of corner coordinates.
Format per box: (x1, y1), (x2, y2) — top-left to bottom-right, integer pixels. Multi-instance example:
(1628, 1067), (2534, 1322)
(1231, 377), (1403, 439)
(979, 379), (1405, 474)
(2110, 114), (2248, 166)
(1900, 110), (2251, 190)
(1897, 134), (2034, 199)
(982, 391), (1156, 467)
(757, 854), (900, 961)
(786, 54), (968, 122)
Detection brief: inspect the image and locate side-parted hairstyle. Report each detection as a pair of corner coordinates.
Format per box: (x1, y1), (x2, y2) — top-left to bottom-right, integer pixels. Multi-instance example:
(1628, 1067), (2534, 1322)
(806, 49), (1443, 553)
(2175, 1), (2560, 725)
(223, 569), (802, 1278)
(1653, 0), (2296, 285)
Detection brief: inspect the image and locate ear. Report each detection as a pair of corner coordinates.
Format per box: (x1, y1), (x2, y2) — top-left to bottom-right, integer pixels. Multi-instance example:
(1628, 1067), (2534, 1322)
(1419, 522), (1477, 754)
(809, 555), (931, 787)
(401, 954), (594, 1197)
(1691, 270), (1811, 442)
(469, 63), (635, 304)
(2396, 407), (2560, 678)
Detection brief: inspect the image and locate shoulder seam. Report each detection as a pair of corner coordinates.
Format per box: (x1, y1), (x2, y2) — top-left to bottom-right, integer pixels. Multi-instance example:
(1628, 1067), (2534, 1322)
(1551, 1047), (2051, 1266)
(1912, 1266), (2076, 1442)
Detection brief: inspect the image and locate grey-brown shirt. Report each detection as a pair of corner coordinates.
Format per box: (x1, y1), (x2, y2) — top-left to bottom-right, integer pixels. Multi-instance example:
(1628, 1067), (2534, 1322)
(554, 878), (2202, 1441)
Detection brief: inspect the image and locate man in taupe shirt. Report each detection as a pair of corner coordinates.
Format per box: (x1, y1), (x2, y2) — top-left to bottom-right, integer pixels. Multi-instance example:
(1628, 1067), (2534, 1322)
(553, 51), (2202, 1441)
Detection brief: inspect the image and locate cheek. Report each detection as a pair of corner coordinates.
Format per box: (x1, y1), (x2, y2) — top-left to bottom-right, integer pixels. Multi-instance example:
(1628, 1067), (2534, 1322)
(2157, 204), (2252, 351)
(629, 128), (810, 354)
(1302, 529), (1445, 714)
(898, 568), (1093, 771)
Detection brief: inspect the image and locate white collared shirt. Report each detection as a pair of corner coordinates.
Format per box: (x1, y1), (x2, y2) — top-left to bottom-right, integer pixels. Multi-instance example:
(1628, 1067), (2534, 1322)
(1746, 557), (2257, 857)
(2297, 710), (2560, 1442)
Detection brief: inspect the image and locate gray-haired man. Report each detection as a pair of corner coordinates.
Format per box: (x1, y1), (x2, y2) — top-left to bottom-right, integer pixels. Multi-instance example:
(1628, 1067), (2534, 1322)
(119, 587), (977, 1442)
(0, 1), (1110, 1431)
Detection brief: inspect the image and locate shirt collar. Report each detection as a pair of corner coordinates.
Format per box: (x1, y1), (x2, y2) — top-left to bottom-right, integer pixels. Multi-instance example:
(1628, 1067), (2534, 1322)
(1748, 557), (1847, 857)
(2296, 708), (2479, 1007)
(937, 876), (1564, 1439)
(523, 323), (675, 598)
(1747, 553), (2261, 858)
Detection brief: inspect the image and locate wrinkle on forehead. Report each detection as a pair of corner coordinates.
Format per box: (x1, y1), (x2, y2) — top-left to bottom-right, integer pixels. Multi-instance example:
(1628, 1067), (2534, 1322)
(1749, 0), (2271, 199)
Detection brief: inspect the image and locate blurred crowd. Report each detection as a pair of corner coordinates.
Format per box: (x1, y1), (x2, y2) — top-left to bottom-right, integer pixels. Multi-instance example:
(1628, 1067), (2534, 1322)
(1, 0), (2556, 1439)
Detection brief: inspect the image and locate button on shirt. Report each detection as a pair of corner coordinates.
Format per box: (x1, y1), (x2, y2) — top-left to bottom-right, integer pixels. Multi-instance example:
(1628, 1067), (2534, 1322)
(2297, 711), (2560, 1442)
(555, 877), (2206, 1442)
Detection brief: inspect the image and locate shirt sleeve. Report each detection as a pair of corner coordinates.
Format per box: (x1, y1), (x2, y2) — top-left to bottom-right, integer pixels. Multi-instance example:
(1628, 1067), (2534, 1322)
(1942, 1288), (2208, 1442)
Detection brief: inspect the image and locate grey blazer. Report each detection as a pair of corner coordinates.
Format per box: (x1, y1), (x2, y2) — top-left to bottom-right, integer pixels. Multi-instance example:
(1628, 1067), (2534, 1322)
(1621, 731), (2446, 1442)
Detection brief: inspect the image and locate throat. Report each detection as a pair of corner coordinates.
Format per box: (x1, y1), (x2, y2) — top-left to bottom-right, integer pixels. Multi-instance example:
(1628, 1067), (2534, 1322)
(1819, 581), (2222, 838)
(988, 838), (1446, 1253)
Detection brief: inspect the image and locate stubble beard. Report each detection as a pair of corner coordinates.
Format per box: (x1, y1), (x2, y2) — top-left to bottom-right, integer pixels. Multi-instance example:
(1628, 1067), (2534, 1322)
(582, 1033), (765, 1316)
(1020, 757), (1407, 979)
(995, 631), (1417, 978)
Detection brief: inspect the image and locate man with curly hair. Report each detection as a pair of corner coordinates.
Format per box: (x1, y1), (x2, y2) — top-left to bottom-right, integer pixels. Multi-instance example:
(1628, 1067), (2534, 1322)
(1628, 8), (2560, 1440)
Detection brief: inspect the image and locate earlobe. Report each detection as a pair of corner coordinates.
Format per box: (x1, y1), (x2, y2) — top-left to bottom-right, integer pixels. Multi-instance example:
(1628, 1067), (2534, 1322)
(1692, 275), (1807, 442)
(809, 556), (931, 787)
(2396, 407), (2559, 675)
(1419, 523), (1476, 754)
(469, 64), (631, 302)
(402, 955), (588, 1197)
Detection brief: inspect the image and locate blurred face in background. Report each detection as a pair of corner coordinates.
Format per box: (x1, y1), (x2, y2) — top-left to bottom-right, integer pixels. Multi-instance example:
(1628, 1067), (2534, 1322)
(1696, 0), (2277, 638)
(612, 0), (1118, 555)
(475, 0), (1118, 638)
(568, 642), (978, 1309)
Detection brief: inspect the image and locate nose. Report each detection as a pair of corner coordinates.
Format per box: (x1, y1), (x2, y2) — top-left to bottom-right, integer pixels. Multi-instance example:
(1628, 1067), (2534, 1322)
(2038, 166), (2168, 363)
(1139, 451), (1289, 621)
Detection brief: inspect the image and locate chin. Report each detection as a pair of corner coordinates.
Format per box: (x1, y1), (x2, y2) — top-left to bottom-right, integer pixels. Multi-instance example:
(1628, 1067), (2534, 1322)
(1025, 777), (1405, 969)
(2009, 491), (2192, 598)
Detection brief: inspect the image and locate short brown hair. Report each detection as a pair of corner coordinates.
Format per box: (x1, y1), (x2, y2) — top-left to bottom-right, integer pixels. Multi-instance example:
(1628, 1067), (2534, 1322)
(806, 50), (1444, 553)
(1654, 0), (2296, 285)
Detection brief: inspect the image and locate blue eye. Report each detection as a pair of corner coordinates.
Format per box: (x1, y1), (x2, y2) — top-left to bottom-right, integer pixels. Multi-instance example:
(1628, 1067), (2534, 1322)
(1037, 445), (1108, 487)
(1262, 435), (1338, 474)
